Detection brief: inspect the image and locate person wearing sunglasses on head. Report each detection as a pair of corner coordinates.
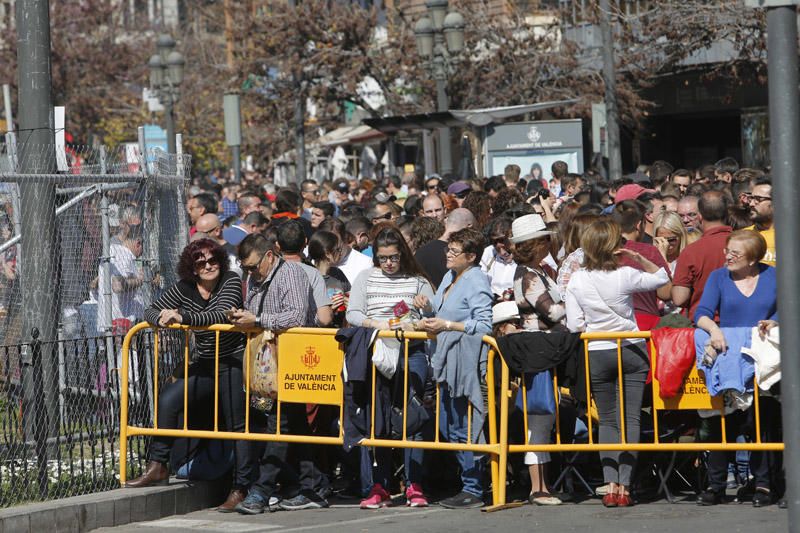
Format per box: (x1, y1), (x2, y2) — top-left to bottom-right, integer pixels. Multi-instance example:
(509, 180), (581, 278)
(126, 239), (257, 514)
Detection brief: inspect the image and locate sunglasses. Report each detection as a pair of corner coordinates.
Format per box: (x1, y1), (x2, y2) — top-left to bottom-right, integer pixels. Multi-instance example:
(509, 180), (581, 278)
(194, 257), (220, 270)
(241, 252), (268, 273)
(427, 184), (440, 190)
(454, 190), (470, 199)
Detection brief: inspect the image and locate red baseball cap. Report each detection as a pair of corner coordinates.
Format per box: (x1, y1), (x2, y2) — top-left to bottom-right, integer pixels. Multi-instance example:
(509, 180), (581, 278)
(614, 183), (655, 204)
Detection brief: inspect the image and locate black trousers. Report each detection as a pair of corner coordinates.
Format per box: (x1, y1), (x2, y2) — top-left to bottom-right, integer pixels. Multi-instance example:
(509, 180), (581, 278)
(250, 401), (330, 499)
(149, 359), (256, 488)
(706, 397), (783, 492)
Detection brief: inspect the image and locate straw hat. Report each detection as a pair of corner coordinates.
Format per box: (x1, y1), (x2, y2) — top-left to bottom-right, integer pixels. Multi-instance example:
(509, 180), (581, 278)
(510, 214), (554, 243)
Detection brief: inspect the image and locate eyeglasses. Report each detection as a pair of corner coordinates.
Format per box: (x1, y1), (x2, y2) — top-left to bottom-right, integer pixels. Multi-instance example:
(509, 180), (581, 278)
(724, 248), (745, 260)
(241, 252), (268, 274)
(194, 257), (220, 270)
(446, 247), (464, 257)
(750, 195), (772, 204)
(377, 254), (401, 264)
(373, 212), (393, 221)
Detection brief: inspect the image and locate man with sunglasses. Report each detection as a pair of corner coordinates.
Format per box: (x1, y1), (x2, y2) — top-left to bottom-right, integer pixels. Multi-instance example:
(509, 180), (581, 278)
(424, 176), (441, 196)
(300, 179), (321, 220)
(447, 182), (472, 208)
(230, 233), (331, 514)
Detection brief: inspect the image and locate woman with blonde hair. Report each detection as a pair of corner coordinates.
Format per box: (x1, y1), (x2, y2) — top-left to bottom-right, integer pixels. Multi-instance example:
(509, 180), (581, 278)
(653, 211), (689, 271)
(565, 218), (670, 507)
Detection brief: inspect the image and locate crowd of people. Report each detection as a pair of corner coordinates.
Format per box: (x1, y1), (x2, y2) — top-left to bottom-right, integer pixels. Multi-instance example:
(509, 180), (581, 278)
(122, 157), (783, 512)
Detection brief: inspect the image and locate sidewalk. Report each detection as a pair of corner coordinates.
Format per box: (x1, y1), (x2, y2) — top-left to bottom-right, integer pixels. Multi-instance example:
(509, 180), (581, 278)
(0, 478), (229, 533)
(96, 496), (788, 533)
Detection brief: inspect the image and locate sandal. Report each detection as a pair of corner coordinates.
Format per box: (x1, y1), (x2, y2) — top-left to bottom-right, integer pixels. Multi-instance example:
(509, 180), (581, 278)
(529, 491), (562, 506)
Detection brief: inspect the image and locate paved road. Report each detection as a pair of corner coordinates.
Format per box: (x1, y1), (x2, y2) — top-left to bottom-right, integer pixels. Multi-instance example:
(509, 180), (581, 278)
(96, 497), (787, 533)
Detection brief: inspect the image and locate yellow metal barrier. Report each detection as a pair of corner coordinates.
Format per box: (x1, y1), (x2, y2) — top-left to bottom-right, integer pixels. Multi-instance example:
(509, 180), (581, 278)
(508, 331), (785, 454)
(120, 325), (782, 510)
(119, 323), (511, 509)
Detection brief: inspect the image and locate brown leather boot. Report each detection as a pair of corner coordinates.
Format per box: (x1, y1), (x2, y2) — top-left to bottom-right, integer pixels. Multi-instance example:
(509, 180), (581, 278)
(125, 461), (169, 488)
(217, 489), (247, 513)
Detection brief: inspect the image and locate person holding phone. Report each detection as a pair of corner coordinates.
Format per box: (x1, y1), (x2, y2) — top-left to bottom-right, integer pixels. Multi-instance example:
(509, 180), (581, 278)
(346, 226), (435, 509)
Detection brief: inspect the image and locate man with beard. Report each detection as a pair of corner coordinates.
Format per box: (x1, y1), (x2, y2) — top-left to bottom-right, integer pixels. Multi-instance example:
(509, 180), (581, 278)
(745, 177), (775, 265)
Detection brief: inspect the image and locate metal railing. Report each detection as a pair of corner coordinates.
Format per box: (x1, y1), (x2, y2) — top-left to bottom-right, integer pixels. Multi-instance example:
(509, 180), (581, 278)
(119, 323), (511, 508)
(118, 324), (783, 509)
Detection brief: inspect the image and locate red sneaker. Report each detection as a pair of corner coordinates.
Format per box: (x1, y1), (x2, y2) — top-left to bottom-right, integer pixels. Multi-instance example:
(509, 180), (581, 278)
(602, 493), (619, 507)
(405, 483), (428, 507)
(360, 483), (392, 510)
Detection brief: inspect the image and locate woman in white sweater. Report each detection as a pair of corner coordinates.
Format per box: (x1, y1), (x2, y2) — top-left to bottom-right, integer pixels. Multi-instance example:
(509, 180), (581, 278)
(346, 226), (435, 510)
(564, 218), (669, 508)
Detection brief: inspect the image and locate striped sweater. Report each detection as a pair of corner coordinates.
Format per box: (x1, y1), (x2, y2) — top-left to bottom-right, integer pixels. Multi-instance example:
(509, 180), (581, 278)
(346, 267), (435, 325)
(144, 271), (246, 360)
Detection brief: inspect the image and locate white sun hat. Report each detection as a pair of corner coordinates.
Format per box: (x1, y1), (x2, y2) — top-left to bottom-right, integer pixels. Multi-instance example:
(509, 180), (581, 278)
(492, 301), (521, 325)
(510, 213), (555, 244)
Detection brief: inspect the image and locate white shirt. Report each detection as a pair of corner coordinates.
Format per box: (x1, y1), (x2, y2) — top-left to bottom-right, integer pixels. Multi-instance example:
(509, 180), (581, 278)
(96, 243), (145, 331)
(480, 245), (516, 297)
(565, 266), (669, 351)
(337, 248), (374, 286)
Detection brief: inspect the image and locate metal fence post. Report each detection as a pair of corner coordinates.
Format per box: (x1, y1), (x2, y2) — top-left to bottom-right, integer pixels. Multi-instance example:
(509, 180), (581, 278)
(760, 1), (800, 525)
(21, 328), (50, 499)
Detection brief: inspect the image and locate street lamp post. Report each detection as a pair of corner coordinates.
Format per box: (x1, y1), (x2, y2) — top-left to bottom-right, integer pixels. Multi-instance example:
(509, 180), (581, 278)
(147, 34), (185, 154)
(414, 0), (464, 176)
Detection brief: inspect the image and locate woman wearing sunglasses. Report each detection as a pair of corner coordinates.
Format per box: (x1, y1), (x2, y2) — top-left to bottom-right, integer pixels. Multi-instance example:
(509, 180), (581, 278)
(346, 226), (435, 509)
(126, 239), (252, 512)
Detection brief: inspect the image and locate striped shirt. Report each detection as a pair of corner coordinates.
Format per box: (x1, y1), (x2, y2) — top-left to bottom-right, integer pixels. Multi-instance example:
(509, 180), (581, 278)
(245, 259), (316, 330)
(346, 267), (434, 325)
(144, 271), (246, 360)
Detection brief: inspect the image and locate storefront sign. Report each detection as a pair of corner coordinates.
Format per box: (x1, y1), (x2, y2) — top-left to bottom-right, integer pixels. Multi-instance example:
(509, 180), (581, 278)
(483, 119), (584, 177)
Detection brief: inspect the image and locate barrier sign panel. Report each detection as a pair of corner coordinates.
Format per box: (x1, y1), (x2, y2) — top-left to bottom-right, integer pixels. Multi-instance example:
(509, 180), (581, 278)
(653, 365), (723, 411)
(278, 332), (344, 405)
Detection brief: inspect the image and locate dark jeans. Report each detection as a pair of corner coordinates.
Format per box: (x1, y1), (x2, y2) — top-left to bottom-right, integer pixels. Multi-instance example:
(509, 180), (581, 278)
(706, 397), (783, 492)
(149, 359), (255, 488)
(589, 343), (649, 486)
(362, 350), (428, 490)
(250, 401), (330, 499)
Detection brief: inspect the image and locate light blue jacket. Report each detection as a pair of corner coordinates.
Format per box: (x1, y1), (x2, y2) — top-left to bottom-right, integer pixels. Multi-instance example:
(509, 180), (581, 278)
(431, 266), (493, 335)
(429, 267), (493, 413)
(695, 327), (754, 396)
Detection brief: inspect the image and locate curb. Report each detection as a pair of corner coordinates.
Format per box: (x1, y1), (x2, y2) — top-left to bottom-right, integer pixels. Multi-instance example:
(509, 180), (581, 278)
(0, 478), (230, 533)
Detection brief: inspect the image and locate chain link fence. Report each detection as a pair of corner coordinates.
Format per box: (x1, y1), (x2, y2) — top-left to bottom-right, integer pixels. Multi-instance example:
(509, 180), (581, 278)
(0, 137), (190, 506)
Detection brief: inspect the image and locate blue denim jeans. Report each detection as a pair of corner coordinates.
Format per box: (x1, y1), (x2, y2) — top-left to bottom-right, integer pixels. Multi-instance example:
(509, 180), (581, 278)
(439, 386), (485, 498)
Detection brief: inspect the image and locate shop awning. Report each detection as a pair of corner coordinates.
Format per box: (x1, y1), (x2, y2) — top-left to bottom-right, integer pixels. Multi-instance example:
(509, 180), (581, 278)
(362, 99), (579, 134)
(317, 125), (385, 146)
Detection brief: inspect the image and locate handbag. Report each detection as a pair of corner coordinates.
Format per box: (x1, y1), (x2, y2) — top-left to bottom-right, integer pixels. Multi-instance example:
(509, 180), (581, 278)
(389, 361), (431, 439)
(247, 260), (284, 400)
(515, 370), (556, 415)
(248, 330), (278, 399)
